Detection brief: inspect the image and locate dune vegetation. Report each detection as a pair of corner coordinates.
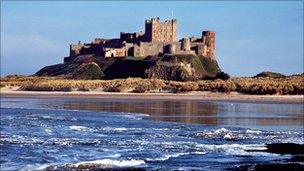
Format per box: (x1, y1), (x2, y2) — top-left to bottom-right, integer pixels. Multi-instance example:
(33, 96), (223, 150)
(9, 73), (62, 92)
(1, 74), (303, 95)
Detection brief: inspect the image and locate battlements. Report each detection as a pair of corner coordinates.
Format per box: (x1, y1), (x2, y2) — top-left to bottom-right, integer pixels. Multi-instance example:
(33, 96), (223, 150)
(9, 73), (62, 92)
(66, 17), (216, 62)
(145, 17), (160, 23)
(202, 31), (215, 37)
(144, 17), (177, 43)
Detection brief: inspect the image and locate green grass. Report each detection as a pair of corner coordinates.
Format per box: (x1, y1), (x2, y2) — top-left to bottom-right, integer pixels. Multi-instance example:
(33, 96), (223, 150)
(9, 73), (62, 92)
(198, 55), (221, 77)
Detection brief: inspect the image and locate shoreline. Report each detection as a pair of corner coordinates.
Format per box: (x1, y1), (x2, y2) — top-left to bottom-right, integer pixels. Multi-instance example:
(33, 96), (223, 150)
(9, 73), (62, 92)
(1, 89), (303, 104)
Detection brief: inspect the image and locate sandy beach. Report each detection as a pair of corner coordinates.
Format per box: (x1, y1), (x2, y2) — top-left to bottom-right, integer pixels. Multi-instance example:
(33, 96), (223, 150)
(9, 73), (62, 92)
(1, 88), (303, 104)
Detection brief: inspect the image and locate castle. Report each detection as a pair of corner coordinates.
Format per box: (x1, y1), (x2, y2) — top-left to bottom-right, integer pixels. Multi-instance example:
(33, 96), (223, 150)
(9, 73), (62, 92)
(64, 17), (216, 62)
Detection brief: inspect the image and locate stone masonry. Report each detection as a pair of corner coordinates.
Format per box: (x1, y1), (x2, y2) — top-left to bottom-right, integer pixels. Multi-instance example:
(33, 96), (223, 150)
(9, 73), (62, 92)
(64, 17), (216, 62)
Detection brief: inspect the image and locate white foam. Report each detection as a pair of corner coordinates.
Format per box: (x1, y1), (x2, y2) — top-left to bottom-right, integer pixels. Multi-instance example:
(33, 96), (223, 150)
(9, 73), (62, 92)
(107, 153), (121, 158)
(197, 143), (280, 157)
(214, 128), (229, 134)
(19, 163), (51, 171)
(196, 127), (268, 140)
(115, 112), (150, 120)
(223, 133), (237, 140)
(280, 138), (304, 144)
(153, 128), (170, 131)
(245, 129), (262, 134)
(118, 112), (149, 117)
(103, 127), (127, 131)
(45, 129), (52, 132)
(146, 151), (206, 162)
(69, 125), (92, 132)
(100, 127), (141, 132)
(146, 152), (189, 161)
(71, 159), (145, 168)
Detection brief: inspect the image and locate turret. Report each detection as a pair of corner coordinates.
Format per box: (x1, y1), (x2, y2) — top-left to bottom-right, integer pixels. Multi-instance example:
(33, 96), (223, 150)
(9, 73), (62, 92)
(70, 41), (83, 57)
(181, 38), (190, 51)
(202, 31), (215, 59)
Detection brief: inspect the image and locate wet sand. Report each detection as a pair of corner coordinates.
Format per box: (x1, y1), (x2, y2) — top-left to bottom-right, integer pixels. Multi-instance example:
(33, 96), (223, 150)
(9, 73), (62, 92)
(1, 89), (303, 104)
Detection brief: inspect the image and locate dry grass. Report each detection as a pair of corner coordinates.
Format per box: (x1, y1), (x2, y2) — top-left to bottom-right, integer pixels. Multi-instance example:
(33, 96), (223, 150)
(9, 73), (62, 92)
(164, 81), (199, 93)
(0, 75), (53, 88)
(1, 75), (303, 95)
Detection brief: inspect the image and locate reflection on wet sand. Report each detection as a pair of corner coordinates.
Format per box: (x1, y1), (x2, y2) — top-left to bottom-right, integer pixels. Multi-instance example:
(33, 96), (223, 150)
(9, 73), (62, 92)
(55, 99), (304, 127)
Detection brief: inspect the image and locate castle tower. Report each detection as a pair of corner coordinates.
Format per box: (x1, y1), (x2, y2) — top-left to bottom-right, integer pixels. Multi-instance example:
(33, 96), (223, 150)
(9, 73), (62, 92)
(181, 38), (190, 51)
(69, 41), (83, 57)
(202, 31), (215, 59)
(144, 17), (177, 43)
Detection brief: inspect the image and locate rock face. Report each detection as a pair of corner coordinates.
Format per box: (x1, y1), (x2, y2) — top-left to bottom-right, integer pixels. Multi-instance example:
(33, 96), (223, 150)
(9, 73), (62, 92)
(72, 62), (104, 80)
(265, 143), (304, 155)
(146, 64), (193, 81)
(35, 55), (222, 81)
(246, 143), (304, 155)
(101, 57), (155, 79)
(145, 55), (211, 81)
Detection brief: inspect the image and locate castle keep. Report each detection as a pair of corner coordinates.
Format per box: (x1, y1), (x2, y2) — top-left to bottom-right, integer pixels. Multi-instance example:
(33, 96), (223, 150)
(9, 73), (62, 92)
(64, 17), (216, 62)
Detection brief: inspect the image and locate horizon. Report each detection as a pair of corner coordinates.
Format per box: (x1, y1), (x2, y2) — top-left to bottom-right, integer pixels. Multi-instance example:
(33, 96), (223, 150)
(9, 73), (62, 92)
(1, 1), (303, 77)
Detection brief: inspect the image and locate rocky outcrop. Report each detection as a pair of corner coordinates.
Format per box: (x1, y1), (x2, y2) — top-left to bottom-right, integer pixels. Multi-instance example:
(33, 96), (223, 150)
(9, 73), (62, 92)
(35, 55), (104, 79)
(264, 143), (304, 155)
(144, 55), (221, 81)
(145, 56), (203, 81)
(254, 71), (286, 78)
(101, 57), (155, 79)
(35, 55), (222, 81)
(238, 143), (304, 171)
(72, 62), (104, 80)
(146, 64), (193, 81)
(35, 62), (79, 77)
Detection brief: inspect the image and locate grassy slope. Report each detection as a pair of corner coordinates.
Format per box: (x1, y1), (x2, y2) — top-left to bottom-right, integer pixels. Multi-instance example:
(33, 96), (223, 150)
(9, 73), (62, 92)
(174, 54), (221, 77)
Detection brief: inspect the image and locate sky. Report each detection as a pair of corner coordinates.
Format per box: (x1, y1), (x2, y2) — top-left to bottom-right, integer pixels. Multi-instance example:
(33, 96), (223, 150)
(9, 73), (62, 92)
(1, 1), (303, 77)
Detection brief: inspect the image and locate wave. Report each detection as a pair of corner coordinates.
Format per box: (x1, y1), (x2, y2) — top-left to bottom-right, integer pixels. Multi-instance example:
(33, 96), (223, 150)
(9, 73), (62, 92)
(67, 159), (145, 168)
(19, 164), (51, 171)
(0, 135), (103, 146)
(45, 129), (52, 132)
(146, 151), (205, 162)
(99, 127), (145, 133)
(196, 143), (282, 157)
(69, 125), (93, 132)
(192, 127), (303, 141)
(17, 157), (143, 171)
(245, 129), (262, 134)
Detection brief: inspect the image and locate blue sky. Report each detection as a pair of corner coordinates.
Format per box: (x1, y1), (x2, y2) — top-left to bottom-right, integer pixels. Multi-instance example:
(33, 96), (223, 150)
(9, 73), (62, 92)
(1, 1), (303, 76)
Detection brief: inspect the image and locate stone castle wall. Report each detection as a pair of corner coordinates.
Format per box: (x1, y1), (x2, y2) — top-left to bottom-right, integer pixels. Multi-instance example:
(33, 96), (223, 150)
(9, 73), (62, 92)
(68, 18), (216, 61)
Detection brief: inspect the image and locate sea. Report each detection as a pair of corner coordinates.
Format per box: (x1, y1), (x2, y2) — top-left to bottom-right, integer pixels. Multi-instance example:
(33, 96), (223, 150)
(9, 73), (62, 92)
(0, 96), (303, 170)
